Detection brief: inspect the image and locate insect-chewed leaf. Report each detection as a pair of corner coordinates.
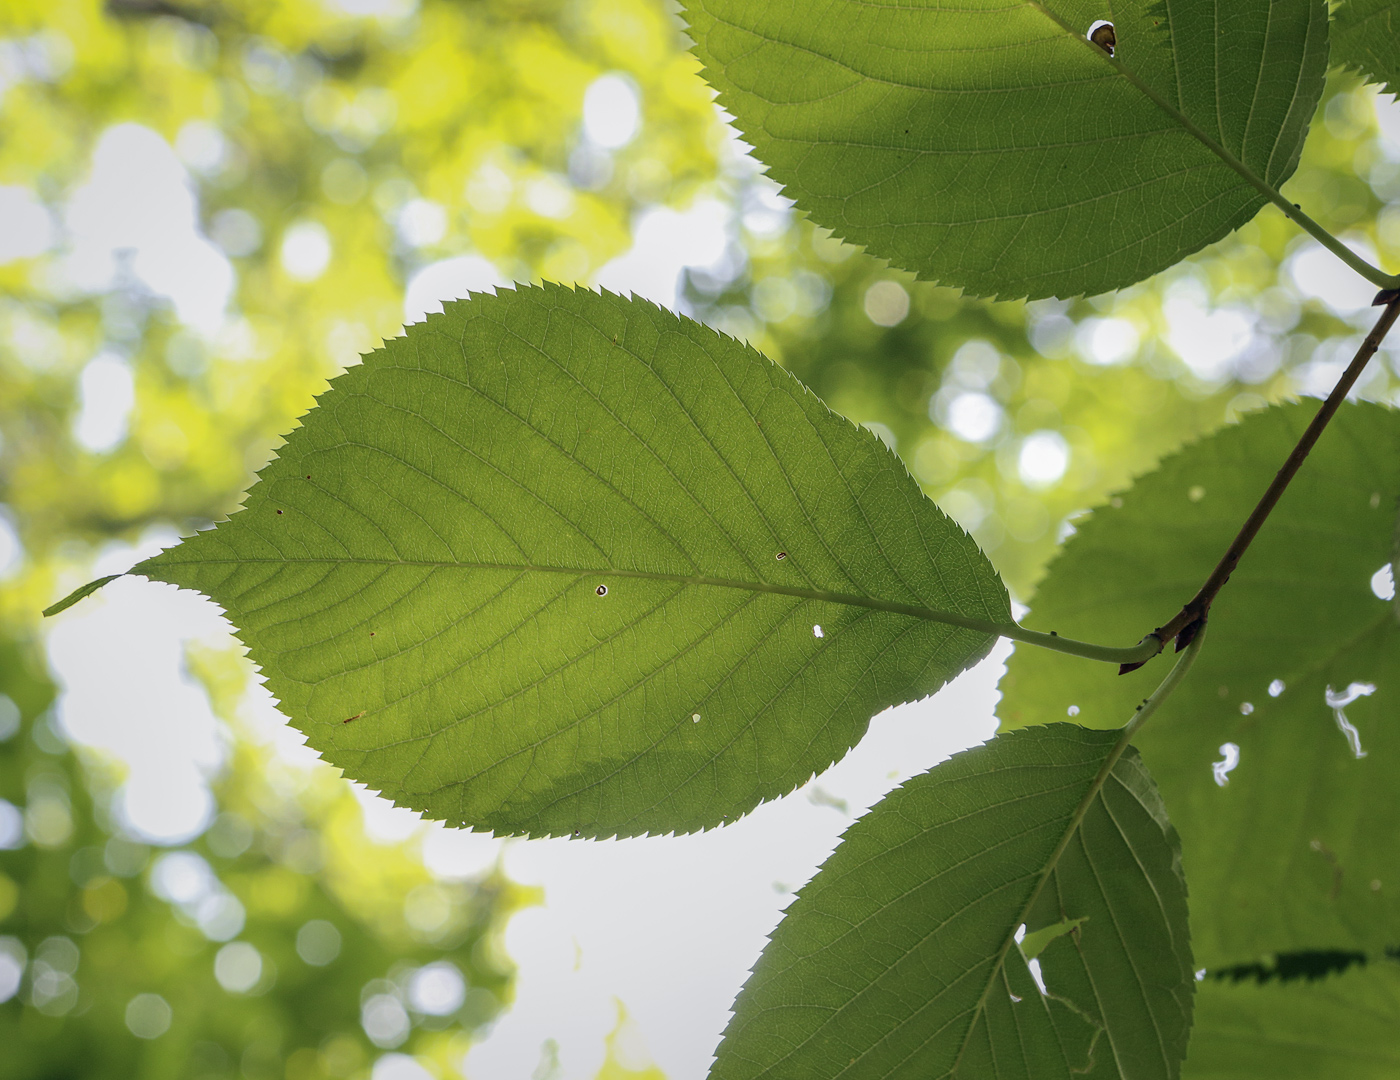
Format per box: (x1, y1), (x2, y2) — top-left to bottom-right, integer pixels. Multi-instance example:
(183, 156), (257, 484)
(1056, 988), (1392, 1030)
(132, 285), (1009, 839)
(999, 403), (1400, 965)
(682, 0), (1328, 299)
(712, 725), (1193, 1080)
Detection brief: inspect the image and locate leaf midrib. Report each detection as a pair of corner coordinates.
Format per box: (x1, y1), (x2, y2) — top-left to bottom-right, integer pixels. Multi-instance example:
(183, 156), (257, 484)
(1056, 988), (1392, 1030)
(143, 553), (1011, 634)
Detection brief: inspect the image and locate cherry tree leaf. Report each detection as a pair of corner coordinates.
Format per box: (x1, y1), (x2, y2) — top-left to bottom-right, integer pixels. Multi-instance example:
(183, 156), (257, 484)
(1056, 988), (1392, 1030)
(712, 725), (1193, 1080)
(683, 0), (1328, 298)
(118, 286), (1009, 839)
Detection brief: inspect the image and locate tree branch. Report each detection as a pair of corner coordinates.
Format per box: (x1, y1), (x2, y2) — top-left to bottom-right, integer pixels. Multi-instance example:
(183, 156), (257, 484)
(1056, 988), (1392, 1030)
(1121, 288), (1400, 674)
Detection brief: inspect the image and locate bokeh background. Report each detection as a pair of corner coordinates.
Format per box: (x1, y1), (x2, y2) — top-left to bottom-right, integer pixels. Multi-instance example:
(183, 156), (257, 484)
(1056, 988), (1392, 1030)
(1, 1), (1398, 1077)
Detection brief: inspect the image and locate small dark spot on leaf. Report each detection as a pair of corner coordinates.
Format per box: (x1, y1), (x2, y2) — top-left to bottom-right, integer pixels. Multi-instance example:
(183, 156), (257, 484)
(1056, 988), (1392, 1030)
(343, 711), (365, 724)
(1089, 20), (1116, 55)
(596, 584), (608, 596)
(276, 509), (283, 515)
(305, 475), (312, 479)
(369, 631), (375, 637)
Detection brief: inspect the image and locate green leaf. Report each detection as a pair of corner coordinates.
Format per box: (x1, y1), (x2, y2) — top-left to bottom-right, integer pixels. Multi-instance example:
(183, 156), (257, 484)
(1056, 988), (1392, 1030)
(711, 725), (1194, 1080)
(133, 285), (1009, 839)
(1184, 964), (1400, 1078)
(1332, 1), (1400, 96)
(999, 402), (1400, 965)
(682, 0), (1328, 299)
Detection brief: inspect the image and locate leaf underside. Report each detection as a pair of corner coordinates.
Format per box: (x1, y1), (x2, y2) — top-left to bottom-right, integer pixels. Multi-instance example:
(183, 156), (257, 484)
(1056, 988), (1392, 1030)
(682, 0), (1328, 299)
(712, 725), (1193, 1080)
(1184, 964), (1400, 1079)
(1331, 0), (1400, 96)
(999, 402), (1400, 970)
(136, 285), (1009, 839)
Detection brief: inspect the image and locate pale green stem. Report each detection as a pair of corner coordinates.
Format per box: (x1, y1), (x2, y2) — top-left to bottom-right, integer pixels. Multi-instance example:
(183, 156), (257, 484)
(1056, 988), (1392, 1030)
(1028, 3), (1400, 290)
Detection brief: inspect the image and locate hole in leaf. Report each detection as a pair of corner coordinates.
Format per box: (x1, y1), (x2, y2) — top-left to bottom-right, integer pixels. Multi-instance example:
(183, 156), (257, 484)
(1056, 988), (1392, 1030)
(1371, 563), (1394, 601)
(1212, 743), (1240, 786)
(1088, 20), (1116, 55)
(1268, 679), (1285, 697)
(1067, 705), (1080, 716)
(775, 551), (787, 561)
(1239, 702), (1254, 716)
(813, 625), (824, 638)
(1326, 683), (1374, 758)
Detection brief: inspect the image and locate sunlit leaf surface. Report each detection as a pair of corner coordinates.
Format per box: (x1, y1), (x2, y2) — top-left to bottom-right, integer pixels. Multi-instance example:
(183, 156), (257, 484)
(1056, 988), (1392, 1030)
(135, 286), (1008, 839)
(712, 725), (1193, 1080)
(683, 0), (1327, 298)
(1000, 403), (1400, 964)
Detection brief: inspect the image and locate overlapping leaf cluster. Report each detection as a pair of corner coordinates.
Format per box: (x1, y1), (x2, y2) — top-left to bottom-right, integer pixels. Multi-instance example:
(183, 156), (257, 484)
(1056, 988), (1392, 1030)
(43, 0), (1400, 1076)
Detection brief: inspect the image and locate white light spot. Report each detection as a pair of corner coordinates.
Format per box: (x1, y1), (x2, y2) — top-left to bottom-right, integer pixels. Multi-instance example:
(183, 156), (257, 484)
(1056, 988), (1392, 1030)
(196, 892), (246, 942)
(1188, 485), (1206, 502)
(1239, 702), (1254, 716)
(296, 920), (342, 966)
(691, 713), (701, 723)
(945, 392), (1003, 443)
(0, 799), (21, 849)
(60, 123), (233, 334)
(280, 220), (332, 281)
(1325, 682), (1374, 758)
(813, 625), (824, 639)
(0, 512), (23, 581)
(0, 695), (18, 741)
(371, 1054), (436, 1080)
(0, 938), (24, 1003)
(1371, 564), (1394, 601)
(1268, 679), (1286, 698)
(1067, 705), (1080, 717)
(583, 74), (640, 149)
(0, 185), (55, 262)
(1288, 240), (1379, 316)
(214, 941), (263, 994)
(1076, 317), (1139, 366)
(594, 198), (730, 312)
(403, 255), (504, 324)
(150, 851), (215, 906)
(209, 208), (262, 257)
(1018, 430), (1070, 487)
(396, 198), (447, 247)
(125, 993), (172, 1038)
(1164, 282), (1257, 381)
(863, 280), (910, 327)
(407, 961), (466, 1015)
(73, 351), (134, 453)
(1212, 742), (1240, 786)
(174, 120), (227, 176)
(362, 992), (411, 1047)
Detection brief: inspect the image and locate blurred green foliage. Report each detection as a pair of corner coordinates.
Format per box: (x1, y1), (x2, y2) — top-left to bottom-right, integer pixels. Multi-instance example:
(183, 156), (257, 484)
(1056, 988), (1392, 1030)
(0, 0), (1398, 1075)
(0, 631), (520, 1079)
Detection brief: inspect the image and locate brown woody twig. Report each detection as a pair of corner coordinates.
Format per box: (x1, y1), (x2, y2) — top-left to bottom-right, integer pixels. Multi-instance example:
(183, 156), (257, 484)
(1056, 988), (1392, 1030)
(1120, 287), (1400, 674)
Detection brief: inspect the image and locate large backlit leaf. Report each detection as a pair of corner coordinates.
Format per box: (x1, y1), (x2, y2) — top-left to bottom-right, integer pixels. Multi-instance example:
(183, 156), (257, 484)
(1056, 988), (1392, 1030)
(1184, 964), (1400, 1078)
(127, 285), (1009, 839)
(1332, 0), (1400, 96)
(683, 0), (1328, 299)
(999, 403), (1400, 965)
(711, 725), (1194, 1080)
